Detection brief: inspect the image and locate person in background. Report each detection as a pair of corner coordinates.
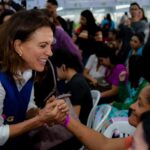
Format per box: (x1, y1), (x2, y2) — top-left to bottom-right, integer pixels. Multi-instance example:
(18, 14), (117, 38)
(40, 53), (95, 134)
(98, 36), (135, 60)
(101, 13), (115, 40)
(21, 0), (26, 8)
(107, 29), (119, 50)
(0, 2), (4, 15)
(96, 44), (127, 104)
(73, 9), (102, 64)
(65, 85), (150, 150)
(52, 48), (92, 125)
(47, 48), (92, 150)
(93, 55), (149, 133)
(129, 2), (141, 23)
(128, 110), (150, 150)
(126, 32), (144, 66)
(0, 9), (68, 150)
(66, 18), (74, 37)
(41, 8), (82, 61)
(2, 0), (24, 11)
(119, 12), (129, 26)
(113, 55), (148, 110)
(83, 42), (106, 88)
(46, 0), (69, 35)
(138, 7), (149, 43)
(139, 7), (148, 22)
(115, 29), (132, 64)
(129, 2), (148, 43)
(0, 9), (14, 24)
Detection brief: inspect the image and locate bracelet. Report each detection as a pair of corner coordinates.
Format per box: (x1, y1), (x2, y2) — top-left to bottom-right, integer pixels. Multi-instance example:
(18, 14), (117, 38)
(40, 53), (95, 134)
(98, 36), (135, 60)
(63, 114), (70, 127)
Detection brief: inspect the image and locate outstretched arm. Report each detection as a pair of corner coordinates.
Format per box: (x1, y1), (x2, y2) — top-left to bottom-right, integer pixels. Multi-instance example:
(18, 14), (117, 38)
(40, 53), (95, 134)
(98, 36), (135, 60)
(67, 117), (126, 150)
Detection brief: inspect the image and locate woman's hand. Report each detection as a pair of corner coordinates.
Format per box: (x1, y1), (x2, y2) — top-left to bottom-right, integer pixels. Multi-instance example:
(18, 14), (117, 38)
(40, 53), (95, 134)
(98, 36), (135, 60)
(119, 71), (127, 82)
(39, 96), (69, 125)
(90, 78), (99, 87)
(54, 99), (69, 124)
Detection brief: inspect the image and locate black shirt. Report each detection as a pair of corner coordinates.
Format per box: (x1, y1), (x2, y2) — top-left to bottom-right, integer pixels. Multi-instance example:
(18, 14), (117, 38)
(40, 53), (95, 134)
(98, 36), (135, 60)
(65, 73), (93, 124)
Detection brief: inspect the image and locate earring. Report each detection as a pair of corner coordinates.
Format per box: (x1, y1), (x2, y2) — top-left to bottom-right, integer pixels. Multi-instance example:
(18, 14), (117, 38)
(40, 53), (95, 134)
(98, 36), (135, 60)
(18, 50), (22, 56)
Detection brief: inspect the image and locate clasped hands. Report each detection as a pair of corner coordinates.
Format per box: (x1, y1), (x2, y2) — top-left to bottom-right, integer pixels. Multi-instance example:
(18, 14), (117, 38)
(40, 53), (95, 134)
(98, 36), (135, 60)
(38, 96), (69, 126)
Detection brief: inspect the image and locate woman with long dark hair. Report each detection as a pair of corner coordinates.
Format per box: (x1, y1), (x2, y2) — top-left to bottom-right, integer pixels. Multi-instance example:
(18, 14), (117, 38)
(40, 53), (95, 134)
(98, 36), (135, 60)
(73, 9), (102, 64)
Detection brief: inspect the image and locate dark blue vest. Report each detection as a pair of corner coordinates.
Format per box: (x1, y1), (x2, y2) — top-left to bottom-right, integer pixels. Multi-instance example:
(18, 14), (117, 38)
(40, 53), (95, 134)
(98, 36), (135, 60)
(0, 72), (33, 124)
(0, 72), (33, 150)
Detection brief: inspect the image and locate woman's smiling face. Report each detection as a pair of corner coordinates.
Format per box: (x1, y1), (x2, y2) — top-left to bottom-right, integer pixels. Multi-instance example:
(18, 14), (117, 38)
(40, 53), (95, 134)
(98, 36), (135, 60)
(15, 26), (53, 72)
(128, 86), (150, 127)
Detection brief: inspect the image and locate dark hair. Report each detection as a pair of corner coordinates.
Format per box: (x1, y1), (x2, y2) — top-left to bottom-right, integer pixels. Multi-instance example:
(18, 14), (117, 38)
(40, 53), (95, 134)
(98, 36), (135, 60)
(128, 55), (144, 87)
(94, 43), (118, 65)
(109, 29), (119, 40)
(106, 13), (112, 22)
(132, 32), (145, 44)
(143, 39), (150, 58)
(41, 8), (52, 18)
(0, 2), (4, 7)
(47, 0), (58, 6)
(129, 55), (150, 87)
(0, 9), (14, 24)
(109, 29), (118, 35)
(81, 9), (95, 24)
(94, 42), (105, 57)
(40, 8), (60, 26)
(80, 9), (98, 35)
(140, 7), (148, 22)
(130, 2), (141, 9)
(140, 110), (150, 150)
(0, 9), (55, 75)
(52, 49), (83, 72)
(142, 42), (150, 82)
(125, 12), (128, 15)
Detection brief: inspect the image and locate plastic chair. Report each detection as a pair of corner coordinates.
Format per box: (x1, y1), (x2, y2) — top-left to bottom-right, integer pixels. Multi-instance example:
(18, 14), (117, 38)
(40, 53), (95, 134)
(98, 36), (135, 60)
(90, 90), (101, 107)
(86, 90), (100, 129)
(79, 90), (101, 150)
(79, 90), (111, 150)
(92, 104), (112, 132)
(103, 121), (136, 138)
(87, 90), (111, 131)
